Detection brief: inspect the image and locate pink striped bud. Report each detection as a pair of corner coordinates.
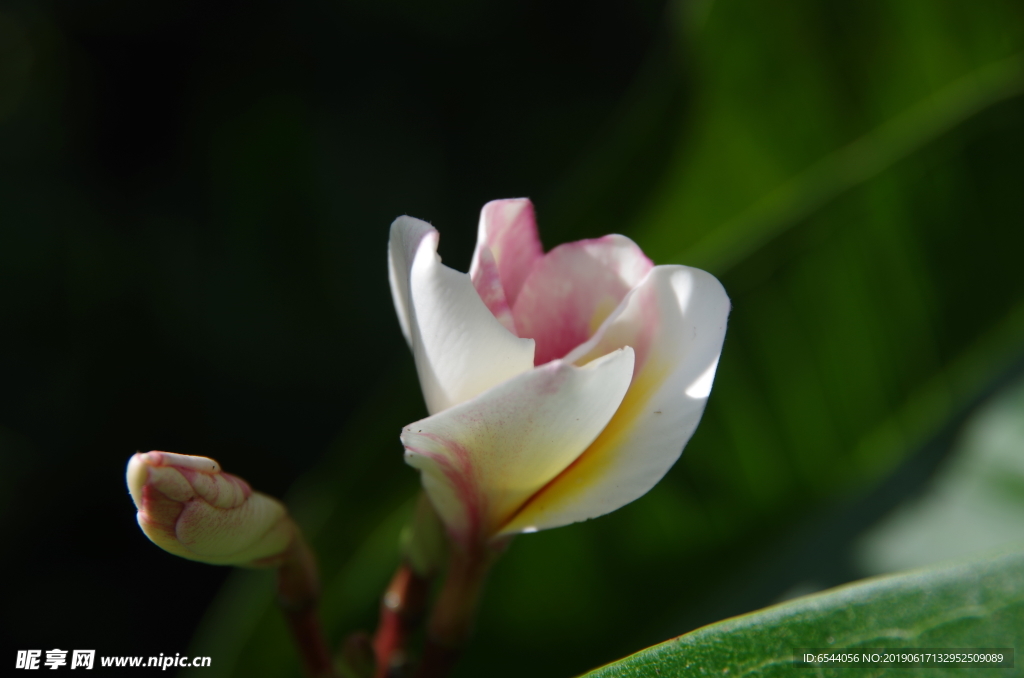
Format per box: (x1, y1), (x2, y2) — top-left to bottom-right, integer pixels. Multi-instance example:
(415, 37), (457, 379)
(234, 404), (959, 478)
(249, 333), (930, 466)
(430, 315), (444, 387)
(126, 451), (295, 567)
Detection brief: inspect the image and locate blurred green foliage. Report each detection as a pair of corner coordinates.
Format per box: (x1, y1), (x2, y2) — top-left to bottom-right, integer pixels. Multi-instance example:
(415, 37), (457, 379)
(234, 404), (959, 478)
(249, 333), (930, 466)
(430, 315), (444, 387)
(858, 374), (1024, 575)
(183, 1), (1024, 677)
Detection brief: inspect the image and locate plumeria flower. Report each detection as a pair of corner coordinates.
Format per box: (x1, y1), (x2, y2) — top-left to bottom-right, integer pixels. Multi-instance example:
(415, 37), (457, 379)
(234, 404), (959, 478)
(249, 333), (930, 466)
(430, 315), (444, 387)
(388, 199), (730, 551)
(126, 451), (295, 566)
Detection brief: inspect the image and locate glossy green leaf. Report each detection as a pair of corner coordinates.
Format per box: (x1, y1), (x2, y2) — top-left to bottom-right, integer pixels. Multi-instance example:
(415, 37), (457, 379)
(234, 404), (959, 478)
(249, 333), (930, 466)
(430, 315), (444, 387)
(582, 546), (1024, 678)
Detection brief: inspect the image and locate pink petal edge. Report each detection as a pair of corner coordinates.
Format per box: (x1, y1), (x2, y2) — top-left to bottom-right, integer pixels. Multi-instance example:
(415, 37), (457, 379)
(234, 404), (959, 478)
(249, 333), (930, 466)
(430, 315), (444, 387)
(469, 198), (544, 308)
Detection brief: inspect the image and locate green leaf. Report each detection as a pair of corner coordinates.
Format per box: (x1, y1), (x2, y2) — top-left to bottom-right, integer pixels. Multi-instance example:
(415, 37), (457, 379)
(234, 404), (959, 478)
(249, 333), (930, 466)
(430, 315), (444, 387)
(671, 51), (1024, 275)
(581, 546), (1024, 678)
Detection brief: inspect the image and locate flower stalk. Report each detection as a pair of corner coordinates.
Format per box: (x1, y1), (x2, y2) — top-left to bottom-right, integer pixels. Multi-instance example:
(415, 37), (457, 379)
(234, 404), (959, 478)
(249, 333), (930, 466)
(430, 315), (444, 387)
(274, 531), (337, 678)
(372, 563), (431, 678)
(372, 493), (446, 677)
(415, 539), (507, 678)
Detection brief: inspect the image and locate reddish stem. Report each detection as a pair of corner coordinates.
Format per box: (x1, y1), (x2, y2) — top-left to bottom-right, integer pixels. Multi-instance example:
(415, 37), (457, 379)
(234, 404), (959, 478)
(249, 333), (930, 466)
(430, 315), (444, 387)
(373, 562), (432, 678)
(415, 640), (461, 678)
(414, 545), (495, 678)
(282, 605), (336, 678)
(276, 532), (337, 678)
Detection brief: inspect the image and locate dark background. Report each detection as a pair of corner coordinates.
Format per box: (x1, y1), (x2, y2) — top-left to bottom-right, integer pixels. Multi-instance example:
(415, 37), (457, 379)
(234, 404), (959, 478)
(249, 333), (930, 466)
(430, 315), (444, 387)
(1, 0), (672, 664)
(2, 1), (1023, 676)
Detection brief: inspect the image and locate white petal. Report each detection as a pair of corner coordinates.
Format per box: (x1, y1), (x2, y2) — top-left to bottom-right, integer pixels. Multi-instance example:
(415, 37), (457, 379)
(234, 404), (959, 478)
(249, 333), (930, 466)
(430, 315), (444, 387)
(401, 348), (635, 546)
(500, 266), (730, 535)
(388, 216), (536, 414)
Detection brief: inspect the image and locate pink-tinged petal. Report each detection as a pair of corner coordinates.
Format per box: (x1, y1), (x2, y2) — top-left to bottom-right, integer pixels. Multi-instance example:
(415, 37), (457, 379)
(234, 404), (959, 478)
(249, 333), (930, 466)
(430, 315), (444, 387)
(499, 266), (730, 535)
(126, 451), (294, 566)
(389, 216), (536, 414)
(401, 348), (635, 548)
(468, 198), (544, 307)
(512, 235), (654, 365)
(470, 246), (517, 334)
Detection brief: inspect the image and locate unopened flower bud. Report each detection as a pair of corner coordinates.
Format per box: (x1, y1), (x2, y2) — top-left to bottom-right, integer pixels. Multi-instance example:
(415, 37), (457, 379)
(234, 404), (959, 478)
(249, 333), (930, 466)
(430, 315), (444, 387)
(126, 451), (295, 567)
